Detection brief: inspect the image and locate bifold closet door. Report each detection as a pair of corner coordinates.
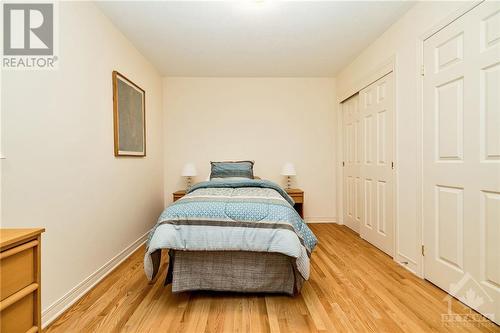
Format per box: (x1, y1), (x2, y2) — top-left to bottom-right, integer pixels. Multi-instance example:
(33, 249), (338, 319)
(423, 1), (500, 324)
(342, 94), (362, 233)
(358, 73), (395, 257)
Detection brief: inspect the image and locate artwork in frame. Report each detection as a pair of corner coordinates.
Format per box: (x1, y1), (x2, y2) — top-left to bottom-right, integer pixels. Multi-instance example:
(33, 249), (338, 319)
(112, 70), (146, 157)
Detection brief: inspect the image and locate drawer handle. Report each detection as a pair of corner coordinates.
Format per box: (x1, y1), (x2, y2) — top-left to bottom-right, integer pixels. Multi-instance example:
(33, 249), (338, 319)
(0, 283), (38, 311)
(0, 240), (38, 260)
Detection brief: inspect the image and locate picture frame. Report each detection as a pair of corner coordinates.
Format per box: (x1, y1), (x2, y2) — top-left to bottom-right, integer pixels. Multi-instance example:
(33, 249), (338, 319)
(112, 70), (146, 157)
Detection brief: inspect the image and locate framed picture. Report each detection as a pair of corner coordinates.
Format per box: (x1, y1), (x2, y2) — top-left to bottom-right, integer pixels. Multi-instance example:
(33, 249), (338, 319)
(112, 71), (146, 157)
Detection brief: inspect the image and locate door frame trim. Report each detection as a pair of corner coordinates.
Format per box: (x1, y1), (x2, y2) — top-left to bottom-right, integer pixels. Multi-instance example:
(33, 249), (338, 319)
(338, 56), (395, 104)
(417, 0), (485, 279)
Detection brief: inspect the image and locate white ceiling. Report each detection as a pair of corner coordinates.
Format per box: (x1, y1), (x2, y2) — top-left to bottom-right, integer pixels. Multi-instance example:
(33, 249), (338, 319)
(96, 1), (414, 77)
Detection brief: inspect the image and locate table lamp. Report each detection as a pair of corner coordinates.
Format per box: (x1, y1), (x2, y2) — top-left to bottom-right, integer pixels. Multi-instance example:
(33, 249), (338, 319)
(182, 163), (197, 190)
(281, 162), (296, 190)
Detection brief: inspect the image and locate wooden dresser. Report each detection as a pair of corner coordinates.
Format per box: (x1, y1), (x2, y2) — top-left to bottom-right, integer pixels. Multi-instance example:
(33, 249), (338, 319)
(0, 228), (45, 333)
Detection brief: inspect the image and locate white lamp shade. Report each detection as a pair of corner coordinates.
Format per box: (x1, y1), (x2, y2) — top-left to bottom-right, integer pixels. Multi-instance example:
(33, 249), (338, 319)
(181, 163), (197, 177)
(281, 162), (296, 176)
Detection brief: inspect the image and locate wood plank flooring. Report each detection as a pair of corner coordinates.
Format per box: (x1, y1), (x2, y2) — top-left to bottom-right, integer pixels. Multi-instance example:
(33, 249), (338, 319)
(44, 224), (499, 332)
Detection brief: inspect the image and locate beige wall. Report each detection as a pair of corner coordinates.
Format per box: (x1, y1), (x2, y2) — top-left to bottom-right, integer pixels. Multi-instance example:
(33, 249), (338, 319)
(336, 1), (464, 275)
(163, 77), (337, 222)
(1, 1), (164, 319)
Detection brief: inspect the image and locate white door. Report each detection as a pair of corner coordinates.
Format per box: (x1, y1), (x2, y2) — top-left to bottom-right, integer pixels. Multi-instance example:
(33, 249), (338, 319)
(423, 2), (500, 324)
(342, 94), (362, 233)
(359, 73), (395, 257)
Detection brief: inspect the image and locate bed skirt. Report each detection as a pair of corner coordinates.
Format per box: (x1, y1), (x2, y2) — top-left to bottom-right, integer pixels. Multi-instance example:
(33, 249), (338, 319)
(165, 250), (304, 295)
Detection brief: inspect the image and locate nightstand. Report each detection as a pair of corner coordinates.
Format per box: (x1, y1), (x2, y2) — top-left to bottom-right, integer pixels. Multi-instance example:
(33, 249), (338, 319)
(173, 190), (186, 202)
(286, 188), (304, 218)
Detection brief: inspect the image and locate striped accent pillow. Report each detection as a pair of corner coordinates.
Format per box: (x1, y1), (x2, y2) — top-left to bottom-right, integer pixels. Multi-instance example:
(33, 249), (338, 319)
(210, 161), (254, 179)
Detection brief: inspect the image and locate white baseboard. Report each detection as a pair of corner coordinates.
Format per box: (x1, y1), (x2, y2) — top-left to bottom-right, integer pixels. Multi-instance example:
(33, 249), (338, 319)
(41, 231), (149, 328)
(305, 217), (337, 224)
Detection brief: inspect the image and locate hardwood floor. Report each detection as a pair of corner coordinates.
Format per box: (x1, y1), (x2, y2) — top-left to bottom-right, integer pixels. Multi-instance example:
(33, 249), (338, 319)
(44, 224), (498, 332)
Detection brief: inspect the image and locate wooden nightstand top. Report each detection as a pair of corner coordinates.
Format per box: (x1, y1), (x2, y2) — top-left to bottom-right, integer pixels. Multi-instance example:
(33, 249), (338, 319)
(285, 188), (303, 194)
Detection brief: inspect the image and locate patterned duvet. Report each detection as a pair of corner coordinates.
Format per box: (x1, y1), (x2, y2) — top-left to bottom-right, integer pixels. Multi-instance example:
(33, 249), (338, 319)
(144, 179), (317, 282)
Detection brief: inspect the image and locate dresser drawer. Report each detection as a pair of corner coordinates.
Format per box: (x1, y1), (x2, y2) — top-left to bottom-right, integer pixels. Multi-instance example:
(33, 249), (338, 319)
(0, 291), (36, 333)
(0, 241), (36, 301)
(1, 229), (44, 333)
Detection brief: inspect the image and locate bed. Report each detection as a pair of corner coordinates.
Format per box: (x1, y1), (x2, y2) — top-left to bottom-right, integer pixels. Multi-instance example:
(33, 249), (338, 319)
(144, 165), (317, 295)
